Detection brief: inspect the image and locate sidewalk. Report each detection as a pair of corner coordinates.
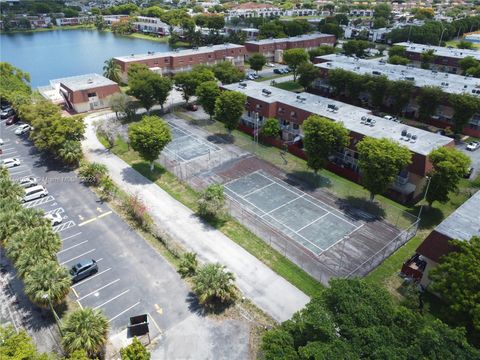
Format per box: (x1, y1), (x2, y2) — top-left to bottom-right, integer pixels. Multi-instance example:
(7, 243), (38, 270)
(82, 115), (309, 323)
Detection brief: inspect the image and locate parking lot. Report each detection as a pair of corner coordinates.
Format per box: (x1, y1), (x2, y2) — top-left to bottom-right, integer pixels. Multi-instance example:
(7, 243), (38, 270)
(0, 117), (251, 358)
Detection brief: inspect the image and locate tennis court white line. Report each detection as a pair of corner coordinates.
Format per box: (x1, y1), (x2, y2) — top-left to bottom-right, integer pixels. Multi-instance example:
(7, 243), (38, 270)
(295, 212), (330, 233)
(108, 301), (140, 323)
(242, 182), (275, 198)
(60, 249), (95, 265)
(94, 289), (130, 310)
(260, 194), (304, 218)
(77, 279), (120, 301)
(322, 223), (365, 254)
(72, 268), (111, 288)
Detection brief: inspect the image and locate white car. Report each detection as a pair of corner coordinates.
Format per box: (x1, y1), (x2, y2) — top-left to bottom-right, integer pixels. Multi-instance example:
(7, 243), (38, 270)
(466, 142), (480, 151)
(18, 176), (37, 188)
(2, 158), (20, 168)
(14, 124), (31, 135)
(44, 212), (63, 226)
(266, 63), (275, 67)
(0, 138), (4, 146)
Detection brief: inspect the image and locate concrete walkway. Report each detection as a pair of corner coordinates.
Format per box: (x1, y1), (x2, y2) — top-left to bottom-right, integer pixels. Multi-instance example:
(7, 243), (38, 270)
(82, 114), (309, 322)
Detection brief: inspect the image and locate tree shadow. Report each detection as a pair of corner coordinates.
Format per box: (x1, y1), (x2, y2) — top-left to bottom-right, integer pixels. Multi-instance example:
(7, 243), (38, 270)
(32, 151), (71, 174)
(207, 133), (234, 144)
(335, 196), (386, 222)
(285, 171), (332, 191)
(185, 291), (235, 316)
(406, 205), (444, 230)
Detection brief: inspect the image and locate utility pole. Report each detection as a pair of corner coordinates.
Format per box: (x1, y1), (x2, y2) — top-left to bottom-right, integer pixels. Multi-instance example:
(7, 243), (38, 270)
(417, 176), (432, 222)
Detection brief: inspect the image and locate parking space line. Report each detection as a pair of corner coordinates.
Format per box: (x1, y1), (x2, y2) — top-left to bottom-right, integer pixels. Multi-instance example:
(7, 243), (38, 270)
(60, 249), (96, 265)
(58, 240), (88, 254)
(78, 211), (113, 227)
(71, 268), (111, 288)
(45, 207), (64, 215)
(108, 301), (140, 323)
(24, 195), (55, 208)
(62, 232), (82, 242)
(147, 312), (162, 334)
(97, 210), (112, 219)
(77, 279), (120, 301)
(93, 289), (130, 310)
(71, 287), (79, 298)
(53, 220), (76, 233)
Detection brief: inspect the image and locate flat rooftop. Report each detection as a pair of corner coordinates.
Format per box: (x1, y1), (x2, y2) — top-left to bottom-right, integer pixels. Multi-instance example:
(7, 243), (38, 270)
(315, 54), (480, 96)
(223, 81), (452, 156)
(394, 42), (480, 61)
(245, 32), (333, 46)
(114, 43), (245, 63)
(435, 190), (480, 241)
(55, 73), (117, 91)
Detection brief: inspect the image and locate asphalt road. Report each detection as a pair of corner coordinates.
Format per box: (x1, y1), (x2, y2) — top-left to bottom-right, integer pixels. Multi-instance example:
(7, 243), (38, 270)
(0, 118), (250, 357)
(457, 141), (480, 179)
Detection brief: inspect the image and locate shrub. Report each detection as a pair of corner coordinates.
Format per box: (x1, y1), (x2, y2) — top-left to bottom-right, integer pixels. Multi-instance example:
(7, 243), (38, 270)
(193, 263), (238, 308)
(123, 193), (152, 229)
(78, 161), (108, 186)
(178, 252), (198, 278)
(197, 184), (225, 219)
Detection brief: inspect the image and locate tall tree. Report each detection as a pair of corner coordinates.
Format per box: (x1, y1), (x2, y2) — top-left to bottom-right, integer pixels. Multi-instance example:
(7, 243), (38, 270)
(429, 236), (480, 333)
(343, 40), (370, 57)
(214, 91), (247, 134)
(128, 115), (172, 171)
(420, 49), (436, 69)
(283, 48), (308, 81)
(308, 45), (335, 62)
(425, 147), (471, 207)
(388, 80), (414, 115)
(103, 58), (120, 83)
(302, 115), (350, 174)
(261, 118), (281, 139)
(212, 61), (244, 84)
(365, 75), (389, 108)
(61, 308), (109, 358)
(174, 72), (198, 104)
(450, 93), (480, 134)
(417, 86), (444, 121)
(249, 53), (267, 74)
(152, 76), (173, 111)
(127, 68), (162, 113)
(109, 92), (133, 120)
(196, 81), (220, 120)
(297, 62), (319, 89)
(357, 137), (412, 200)
(193, 263), (238, 307)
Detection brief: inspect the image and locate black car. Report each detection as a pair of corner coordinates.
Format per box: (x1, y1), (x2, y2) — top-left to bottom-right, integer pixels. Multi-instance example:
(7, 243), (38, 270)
(273, 68), (282, 74)
(70, 259), (98, 283)
(464, 167), (474, 179)
(1, 109), (14, 119)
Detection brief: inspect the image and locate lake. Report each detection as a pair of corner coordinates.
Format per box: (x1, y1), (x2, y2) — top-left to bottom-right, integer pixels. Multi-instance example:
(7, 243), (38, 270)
(0, 29), (171, 87)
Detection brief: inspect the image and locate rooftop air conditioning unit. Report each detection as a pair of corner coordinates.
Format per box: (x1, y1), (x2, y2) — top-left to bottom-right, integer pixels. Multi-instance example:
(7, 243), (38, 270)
(411, 134), (418, 143)
(239, 82), (247, 88)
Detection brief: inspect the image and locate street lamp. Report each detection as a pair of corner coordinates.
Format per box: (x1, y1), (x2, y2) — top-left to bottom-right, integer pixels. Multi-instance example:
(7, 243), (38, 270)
(439, 28), (447, 46)
(417, 175), (432, 222)
(43, 294), (63, 336)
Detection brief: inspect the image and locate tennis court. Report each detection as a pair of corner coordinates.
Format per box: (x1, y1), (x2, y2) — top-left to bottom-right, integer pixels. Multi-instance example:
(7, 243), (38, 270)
(224, 171), (363, 256)
(164, 122), (221, 162)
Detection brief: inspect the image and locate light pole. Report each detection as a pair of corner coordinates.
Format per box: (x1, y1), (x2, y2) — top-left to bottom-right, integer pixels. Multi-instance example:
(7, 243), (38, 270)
(43, 294), (63, 336)
(417, 176), (432, 222)
(439, 28), (447, 46)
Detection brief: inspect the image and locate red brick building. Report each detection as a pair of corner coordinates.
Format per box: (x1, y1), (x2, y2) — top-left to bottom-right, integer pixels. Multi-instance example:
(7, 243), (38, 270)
(245, 33), (336, 61)
(402, 190), (480, 286)
(114, 44), (246, 83)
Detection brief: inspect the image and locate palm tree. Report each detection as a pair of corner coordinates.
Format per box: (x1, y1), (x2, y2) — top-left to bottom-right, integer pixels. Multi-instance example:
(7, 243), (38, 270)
(0, 207), (48, 245)
(58, 140), (83, 166)
(193, 263), (238, 307)
(103, 58), (120, 83)
(0, 169), (24, 200)
(24, 261), (71, 307)
(15, 247), (56, 279)
(61, 308), (109, 357)
(178, 252), (198, 278)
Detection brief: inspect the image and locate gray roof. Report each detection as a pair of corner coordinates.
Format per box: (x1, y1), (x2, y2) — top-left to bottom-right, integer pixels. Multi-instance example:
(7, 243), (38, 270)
(435, 190), (480, 241)
(394, 42), (480, 61)
(245, 32), (332, 46)
(114, 43), (245, 63)
(223, 80), (453, 156)
(56, 73), (117, 91)
(315, 54), (480, 96)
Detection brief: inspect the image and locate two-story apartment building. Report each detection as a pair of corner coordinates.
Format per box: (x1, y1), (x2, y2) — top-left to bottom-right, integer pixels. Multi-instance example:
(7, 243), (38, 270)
(313, 54), (480, 137)
(244, 33), (336, 61)
(394, 42), (480, 74)
(225, 2), (282, 21)
(114, 44), (246, 82)
(222, 80), (453, 202)
(133, 16), (170, 36)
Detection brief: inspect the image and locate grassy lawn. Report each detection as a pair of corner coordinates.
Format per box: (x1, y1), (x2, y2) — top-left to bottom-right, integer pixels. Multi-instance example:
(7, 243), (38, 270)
(254, 73), (291, 82)
(98, 134), (324, 298)
(126, 32), (169, 43)
(272, 80), (304, 92)
(445, 39), (479, 50)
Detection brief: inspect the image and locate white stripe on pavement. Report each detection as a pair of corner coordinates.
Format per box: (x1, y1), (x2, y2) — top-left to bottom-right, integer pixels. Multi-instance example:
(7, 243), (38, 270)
(71, 268), (111, 288)
(108, 301), (140, 323)
(93, 289), (130, 310)
(60, 249), (95, 265)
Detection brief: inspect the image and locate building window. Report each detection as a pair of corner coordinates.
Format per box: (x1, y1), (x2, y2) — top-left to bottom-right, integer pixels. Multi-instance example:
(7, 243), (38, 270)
(87, 92), (97, 98)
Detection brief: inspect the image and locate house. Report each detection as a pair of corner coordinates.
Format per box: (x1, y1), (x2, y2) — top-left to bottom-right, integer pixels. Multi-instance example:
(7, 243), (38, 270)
(221, 80), (454, 202)
(394, 42), (480, 74)
(402, 191), (480, 286)
(133, 16), (170, 36)
(39, 74), (121, 113)
(225, 2), (282, 21)
(244, 33), (336, 61)
(114, 44), (246, 83)
(313, 54), (480, 137)
(55, 16), (93, 26)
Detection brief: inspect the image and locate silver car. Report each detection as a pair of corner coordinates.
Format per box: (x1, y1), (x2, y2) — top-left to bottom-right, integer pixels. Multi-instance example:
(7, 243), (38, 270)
(18, 176), (37, 188)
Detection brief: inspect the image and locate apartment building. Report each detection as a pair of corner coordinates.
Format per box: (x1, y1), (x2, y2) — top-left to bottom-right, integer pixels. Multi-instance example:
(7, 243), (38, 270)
(313, 54), (480, 137)
(244, 33), (336, 61)
(133, 16), (170, 36)
(402, 190), (480, 286)
(55, 16), (93, 26)
(114, 44), (246, 82)
(394, 42), (480, 74)
(225, 2), (282, 21)
(40, 74), (121, 113)
(222, 80), (453, 202)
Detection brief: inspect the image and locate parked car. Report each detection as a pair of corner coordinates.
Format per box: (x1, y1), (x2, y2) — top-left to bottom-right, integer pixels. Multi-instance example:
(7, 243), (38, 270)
(6, 115), (19, 125)
(466, 142), (480, 151)
(1, 158), (20, 168)
(247, 73), (256, 80)
(15, 123), (31, 135)
(266, 63), (275, 67)
(0, 138), (3, 146)
(1, 104), (11, 111)
(273, 68), (283, 74)
(18, 176), (37, 188)
(1, 109), (14, 119)
(23, 185), (48, 202)
(186, 103), (198, 111)
(44, 212), (63, 226)
(464, 167), (474, 179)
(70, 259), (98, 283)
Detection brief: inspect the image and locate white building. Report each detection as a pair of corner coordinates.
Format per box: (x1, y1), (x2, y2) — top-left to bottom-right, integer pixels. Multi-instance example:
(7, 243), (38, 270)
(133, 16), (170, 36)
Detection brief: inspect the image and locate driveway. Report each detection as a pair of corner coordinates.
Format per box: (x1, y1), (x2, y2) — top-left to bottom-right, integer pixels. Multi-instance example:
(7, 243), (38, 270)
(456, 141), (480, 179)
(83, 114), (310, 323)
(0, 118), (250, 358)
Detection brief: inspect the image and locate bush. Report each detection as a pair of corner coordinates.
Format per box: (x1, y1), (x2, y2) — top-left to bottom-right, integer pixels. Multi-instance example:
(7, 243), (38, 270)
(123, 193), (152, 229)
(197, 184), (225, 219)
(78, 161), (108, 186)
(178, 252), (198, 278)
(193, 263), (238, 308)
(99, 175), (116, 200)
(120, 337), (151, 360)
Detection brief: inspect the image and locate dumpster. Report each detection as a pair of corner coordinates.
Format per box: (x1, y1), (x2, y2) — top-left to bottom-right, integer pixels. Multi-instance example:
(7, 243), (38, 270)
(128, 314), (149, 337)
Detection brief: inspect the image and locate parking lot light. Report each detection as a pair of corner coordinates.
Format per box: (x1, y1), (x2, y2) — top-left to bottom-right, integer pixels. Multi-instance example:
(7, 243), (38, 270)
(42, 294), (63, 336)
